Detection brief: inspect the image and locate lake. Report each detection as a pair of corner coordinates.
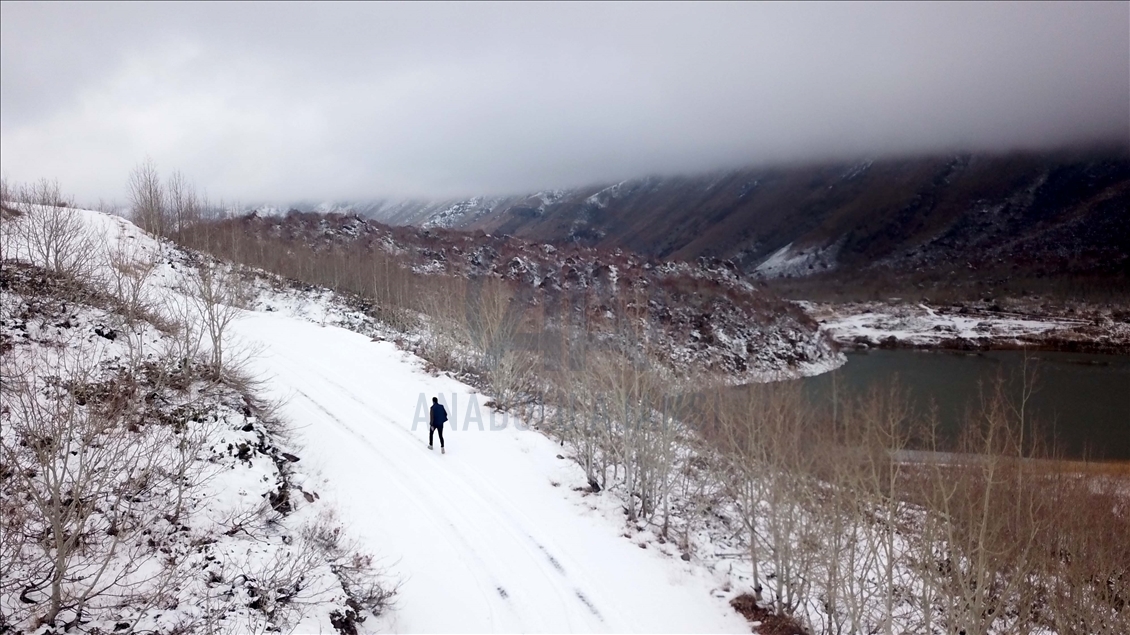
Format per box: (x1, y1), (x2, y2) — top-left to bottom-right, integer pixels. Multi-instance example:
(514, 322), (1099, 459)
(797, 349), (1130, 461)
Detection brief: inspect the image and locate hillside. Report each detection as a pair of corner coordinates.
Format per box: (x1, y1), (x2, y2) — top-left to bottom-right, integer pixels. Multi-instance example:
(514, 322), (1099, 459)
(1, 208), (397, 632)
(347, 149), (1130, 299)
(1, 205), (752, 632)
(5, 198), (1127, 634)
(193, 211), (843, 383)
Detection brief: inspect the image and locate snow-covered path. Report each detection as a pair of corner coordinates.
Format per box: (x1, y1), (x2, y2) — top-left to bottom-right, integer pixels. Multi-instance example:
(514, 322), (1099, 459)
(230, 311), (747, 633)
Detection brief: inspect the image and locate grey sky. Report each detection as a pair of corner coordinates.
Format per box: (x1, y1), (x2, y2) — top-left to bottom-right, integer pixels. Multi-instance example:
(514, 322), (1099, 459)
(2, 2), (1127, 204)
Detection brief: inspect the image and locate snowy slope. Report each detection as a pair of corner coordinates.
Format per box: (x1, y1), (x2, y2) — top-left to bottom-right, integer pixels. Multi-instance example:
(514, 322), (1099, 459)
(3, 206), (748, 631)
(230, 311), (749, 633)
(2, 207), (400, 632)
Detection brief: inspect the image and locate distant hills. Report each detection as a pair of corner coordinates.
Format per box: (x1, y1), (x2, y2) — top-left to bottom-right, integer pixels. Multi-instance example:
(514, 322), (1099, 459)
(289, 149), (1130, 299)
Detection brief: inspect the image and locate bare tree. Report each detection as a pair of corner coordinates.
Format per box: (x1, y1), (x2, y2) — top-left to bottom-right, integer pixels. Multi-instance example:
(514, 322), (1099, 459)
(128, 158), (166, 237)
(0, 347), (179, 628)
(848, 383), (913, 635)
(913, 378), (1049, 635)
(188, 260), (252, 378)
(445, 275), (542, 407)
(588, 350), (677, 523)
(166, 169), (200, 240)
(551, 363), (610, 491)
(5, 179), (96, 279)
(718, 381), (822, 619)
(1040, 473), (1130, 635)
(160, 291), (206, 375)
(105, 235), (162, 364)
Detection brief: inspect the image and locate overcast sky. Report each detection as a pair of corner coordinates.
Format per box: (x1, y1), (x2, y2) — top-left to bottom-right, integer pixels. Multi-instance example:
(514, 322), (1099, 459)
(2, 2), (1127, 204)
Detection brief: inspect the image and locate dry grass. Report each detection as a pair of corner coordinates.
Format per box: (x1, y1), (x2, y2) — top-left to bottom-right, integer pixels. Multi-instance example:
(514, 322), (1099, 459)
(730, 594), (809, 635)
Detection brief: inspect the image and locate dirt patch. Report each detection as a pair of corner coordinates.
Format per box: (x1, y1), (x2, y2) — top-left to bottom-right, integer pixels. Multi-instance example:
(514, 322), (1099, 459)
(730, 594), (808, 635)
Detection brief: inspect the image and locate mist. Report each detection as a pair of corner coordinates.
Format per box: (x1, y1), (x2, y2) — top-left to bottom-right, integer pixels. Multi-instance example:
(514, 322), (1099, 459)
(2, 2), (1127, 204)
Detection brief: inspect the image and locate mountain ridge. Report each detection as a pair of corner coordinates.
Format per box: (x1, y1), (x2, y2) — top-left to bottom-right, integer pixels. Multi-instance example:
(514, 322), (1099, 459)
(294, 149), (1129, 298)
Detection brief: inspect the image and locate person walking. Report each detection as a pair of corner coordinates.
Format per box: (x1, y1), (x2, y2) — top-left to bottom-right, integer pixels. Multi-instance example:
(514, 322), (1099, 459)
(429, 397), (447, 454)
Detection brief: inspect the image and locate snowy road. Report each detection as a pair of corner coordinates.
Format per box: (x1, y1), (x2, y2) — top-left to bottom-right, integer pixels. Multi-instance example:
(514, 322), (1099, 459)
(231, 311), (747, 633)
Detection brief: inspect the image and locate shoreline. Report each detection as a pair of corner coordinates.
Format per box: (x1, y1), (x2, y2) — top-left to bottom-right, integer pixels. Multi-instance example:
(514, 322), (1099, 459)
(803, 300), (1130, 356)
(836, 335), (1130, 356)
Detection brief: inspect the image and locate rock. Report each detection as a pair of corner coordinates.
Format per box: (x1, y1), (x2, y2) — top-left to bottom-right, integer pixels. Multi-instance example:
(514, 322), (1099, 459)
(94, 325), (117, 341)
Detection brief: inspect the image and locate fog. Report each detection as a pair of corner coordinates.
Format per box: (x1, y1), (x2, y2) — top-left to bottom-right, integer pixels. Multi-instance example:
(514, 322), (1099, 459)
(2, 2), (1127, 203)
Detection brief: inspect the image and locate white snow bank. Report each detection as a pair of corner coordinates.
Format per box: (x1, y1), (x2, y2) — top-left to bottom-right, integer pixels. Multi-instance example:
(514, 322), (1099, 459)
(812, 303), (1073, 347)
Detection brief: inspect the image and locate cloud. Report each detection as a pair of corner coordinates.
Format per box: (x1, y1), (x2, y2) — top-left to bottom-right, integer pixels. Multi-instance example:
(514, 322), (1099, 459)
(2, 2), (1127, 203)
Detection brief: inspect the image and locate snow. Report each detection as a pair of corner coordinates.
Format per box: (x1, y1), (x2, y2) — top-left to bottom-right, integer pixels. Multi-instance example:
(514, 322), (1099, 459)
(13, 205), (1115, 633)
(230, 311), (749, 633)
(2, 206), (757, 631)
(2, 207), (388, 632)
(534, 189), (566, 210)
(754, 242), (837, 278)
(422, 197), (503, 229)
(811, 302), (1071, 347)
(584, 181), (629, 209)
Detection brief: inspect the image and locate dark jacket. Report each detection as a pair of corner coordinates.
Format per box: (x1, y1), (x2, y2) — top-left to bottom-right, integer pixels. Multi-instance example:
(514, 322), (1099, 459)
(430, 403), (448, 427)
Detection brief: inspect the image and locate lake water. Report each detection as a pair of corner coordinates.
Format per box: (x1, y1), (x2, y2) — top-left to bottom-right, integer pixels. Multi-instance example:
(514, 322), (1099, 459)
(797, 349), (1130, 461)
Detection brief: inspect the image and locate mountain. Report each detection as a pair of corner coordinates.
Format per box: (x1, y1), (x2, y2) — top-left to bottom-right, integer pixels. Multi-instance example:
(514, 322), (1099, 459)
(353, 149), (1130, 298)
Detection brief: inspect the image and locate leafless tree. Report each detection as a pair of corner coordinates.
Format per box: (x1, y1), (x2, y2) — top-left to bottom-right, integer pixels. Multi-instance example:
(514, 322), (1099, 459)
(551, 360), (613, 490)
(105, 235), (162, 364)
(0, 347), (181, 628)
(160, 291), (206, 375)
(166, 169), (201, 239)
(1039, 472), (1130, 635)
(128, 158), (167, 237)
(188, 260), (252, 378)
(5, 179), (96, 280)
(906, 377), (1049, 635)
(587, 351), (677, 522)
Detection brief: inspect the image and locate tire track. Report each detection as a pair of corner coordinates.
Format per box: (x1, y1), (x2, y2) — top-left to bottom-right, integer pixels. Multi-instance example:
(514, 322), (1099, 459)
(273, 353), (590, 631)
